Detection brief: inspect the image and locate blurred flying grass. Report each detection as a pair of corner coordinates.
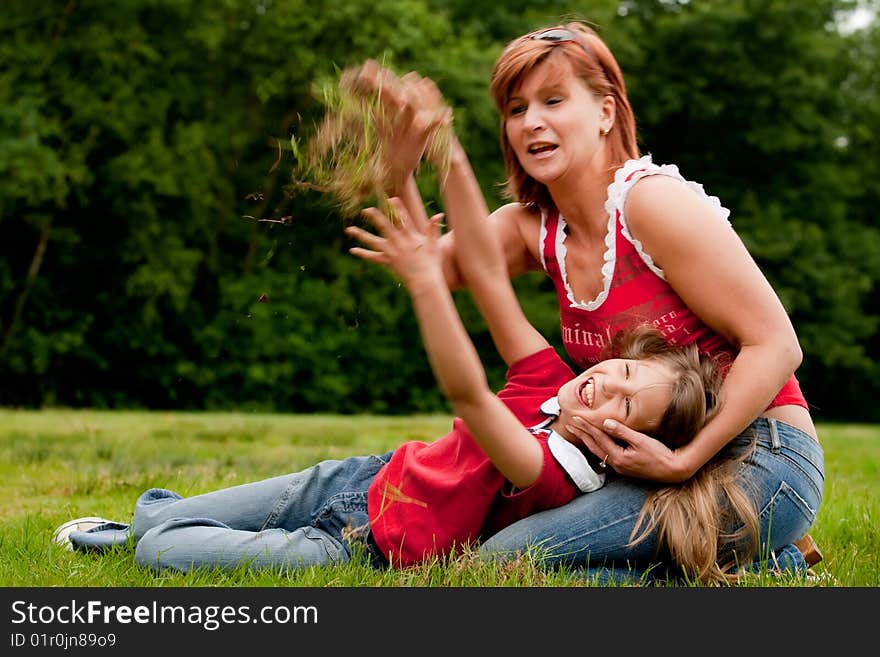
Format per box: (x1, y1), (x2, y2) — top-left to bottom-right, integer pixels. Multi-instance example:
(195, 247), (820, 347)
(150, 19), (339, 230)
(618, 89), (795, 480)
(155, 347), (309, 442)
(0, 409), (877, 587)
(288, 61), (453, 219)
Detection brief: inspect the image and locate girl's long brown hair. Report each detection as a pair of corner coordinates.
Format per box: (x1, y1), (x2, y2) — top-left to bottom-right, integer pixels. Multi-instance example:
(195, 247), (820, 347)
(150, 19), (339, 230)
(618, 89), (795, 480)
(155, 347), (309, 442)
(628, 447), (759, 585)
(607, 325), (759, 584)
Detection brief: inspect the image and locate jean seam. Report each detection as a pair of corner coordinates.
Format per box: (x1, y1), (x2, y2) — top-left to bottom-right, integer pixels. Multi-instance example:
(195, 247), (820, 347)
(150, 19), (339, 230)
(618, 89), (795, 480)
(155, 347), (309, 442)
(761, 441), (824, 500)
(262, 479), (298, 531)
(544, 512), (646, 558)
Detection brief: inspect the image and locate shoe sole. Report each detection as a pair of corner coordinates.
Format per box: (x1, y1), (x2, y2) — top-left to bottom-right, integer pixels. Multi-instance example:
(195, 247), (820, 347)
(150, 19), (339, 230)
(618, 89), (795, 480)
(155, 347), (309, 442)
(52, 516), (116, 550)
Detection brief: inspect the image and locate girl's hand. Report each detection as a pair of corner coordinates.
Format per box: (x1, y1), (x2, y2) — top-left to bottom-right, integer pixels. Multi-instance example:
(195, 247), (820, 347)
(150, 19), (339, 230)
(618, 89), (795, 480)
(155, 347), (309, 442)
(351, 60), (452, 185)
(565, 414), (688, 483)
(346, 197), (445, 289)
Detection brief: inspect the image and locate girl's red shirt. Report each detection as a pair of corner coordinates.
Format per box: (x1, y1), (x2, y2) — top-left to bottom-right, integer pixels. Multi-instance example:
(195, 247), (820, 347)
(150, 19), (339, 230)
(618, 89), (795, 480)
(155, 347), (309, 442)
(367, 347), (581, 567)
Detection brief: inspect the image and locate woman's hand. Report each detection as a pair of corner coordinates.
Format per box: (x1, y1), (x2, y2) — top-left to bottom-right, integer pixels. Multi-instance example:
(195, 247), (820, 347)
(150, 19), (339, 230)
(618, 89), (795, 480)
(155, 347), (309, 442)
(565, 414), (690, 483)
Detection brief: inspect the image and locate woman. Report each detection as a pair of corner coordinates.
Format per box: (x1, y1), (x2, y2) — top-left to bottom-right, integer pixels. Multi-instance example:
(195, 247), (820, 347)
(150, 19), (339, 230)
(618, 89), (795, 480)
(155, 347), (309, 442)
(357, 22), (824, 579)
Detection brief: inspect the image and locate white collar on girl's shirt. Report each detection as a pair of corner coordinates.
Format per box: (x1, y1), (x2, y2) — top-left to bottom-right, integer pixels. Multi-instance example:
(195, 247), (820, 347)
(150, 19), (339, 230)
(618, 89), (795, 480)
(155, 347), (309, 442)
(539, 396), (562, 419)
(533, 397), (605, 493)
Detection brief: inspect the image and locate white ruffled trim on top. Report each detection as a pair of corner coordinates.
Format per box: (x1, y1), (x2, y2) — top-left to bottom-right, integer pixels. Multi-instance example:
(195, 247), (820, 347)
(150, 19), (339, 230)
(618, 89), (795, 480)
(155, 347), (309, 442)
(538, 209), (549, 272)
(552, 154), (731, 311)
(555, 197), (617, 310)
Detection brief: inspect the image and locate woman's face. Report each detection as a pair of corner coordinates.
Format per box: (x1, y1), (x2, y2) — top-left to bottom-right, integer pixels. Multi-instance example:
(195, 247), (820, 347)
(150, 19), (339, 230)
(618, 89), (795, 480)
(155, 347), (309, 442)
(503, 57), (608, 184)
(556, 357), (676, 432)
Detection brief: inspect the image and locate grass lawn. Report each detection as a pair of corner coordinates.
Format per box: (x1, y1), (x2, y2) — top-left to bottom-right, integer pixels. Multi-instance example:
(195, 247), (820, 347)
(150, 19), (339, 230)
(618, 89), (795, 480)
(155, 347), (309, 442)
(1, 409), (877, 587)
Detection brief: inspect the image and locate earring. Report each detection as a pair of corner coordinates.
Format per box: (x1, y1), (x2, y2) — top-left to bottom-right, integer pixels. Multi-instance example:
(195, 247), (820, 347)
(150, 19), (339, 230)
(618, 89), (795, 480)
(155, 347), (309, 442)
(601, 126), (610, 136)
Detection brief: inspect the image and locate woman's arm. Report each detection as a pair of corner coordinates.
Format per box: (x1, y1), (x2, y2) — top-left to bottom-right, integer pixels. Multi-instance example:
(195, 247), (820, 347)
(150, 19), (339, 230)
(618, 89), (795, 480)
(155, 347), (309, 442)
(639, 177), (801, 475)
(572, 176), (801, 482)
(347, 199), (544, 489)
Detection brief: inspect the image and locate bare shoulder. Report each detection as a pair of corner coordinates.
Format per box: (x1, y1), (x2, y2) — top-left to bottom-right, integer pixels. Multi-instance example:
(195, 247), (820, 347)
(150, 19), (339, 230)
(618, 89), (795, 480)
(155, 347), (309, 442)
(625, 174), (724, 237)
(491, 201), (538, 224)
(490, 202), (543, 272)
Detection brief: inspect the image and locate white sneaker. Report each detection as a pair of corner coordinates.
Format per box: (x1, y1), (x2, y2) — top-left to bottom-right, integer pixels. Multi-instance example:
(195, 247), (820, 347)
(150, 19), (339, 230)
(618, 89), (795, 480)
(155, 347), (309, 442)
(52, 517), (115, 551)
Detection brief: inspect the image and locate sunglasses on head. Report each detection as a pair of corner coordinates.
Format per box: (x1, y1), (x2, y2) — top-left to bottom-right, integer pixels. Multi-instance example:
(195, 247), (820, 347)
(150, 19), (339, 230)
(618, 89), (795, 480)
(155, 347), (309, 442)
(529, 28), (590, 54)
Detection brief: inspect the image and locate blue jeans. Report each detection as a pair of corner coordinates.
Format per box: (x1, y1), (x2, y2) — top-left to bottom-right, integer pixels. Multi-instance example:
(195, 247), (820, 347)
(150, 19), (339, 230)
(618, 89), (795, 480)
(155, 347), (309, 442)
(71, 453), (392, 573)
(479, 418), (825, 581)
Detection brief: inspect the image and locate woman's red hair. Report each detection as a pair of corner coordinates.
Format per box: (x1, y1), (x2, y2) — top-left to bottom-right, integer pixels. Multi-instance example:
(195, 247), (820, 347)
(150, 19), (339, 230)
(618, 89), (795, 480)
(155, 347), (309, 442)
(490, 22), (640, 208)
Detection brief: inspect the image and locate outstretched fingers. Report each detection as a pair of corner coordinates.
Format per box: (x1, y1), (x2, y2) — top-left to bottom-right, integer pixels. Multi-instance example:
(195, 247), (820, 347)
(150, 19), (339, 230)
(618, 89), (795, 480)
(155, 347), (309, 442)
(361, 203), (396, 235)
(349, 59), (402, 106)
(345, 198), (421, 265)
(347, 245), (388, 266)
(345, 223), (384, 247)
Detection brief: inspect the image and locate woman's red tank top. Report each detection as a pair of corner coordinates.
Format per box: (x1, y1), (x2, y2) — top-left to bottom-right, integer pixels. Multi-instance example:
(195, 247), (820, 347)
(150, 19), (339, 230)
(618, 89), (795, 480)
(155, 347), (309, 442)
(539, 156), (806, 410)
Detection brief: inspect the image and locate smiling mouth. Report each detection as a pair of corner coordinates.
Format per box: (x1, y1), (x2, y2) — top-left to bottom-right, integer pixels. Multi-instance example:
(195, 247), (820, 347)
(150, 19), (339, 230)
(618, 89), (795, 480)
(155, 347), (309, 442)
(578, 378), (595, 408)
(527, 143), (557, 155)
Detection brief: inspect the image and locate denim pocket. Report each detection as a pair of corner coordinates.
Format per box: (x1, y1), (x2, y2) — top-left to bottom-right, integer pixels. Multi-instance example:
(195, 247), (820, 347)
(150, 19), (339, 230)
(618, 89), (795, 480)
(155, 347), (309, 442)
(758, 480), (818, 544)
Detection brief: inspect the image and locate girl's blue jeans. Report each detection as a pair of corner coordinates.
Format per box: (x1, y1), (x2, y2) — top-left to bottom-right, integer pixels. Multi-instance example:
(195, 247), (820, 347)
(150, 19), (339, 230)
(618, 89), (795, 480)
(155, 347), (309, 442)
(70, 454), (392, 573)
(479, 417), (825, 582)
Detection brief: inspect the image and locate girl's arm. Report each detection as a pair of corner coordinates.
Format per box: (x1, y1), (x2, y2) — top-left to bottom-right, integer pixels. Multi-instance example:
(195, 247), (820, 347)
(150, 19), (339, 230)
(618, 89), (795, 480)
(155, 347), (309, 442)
(346, 199), (544, 489)
(355, 60), (444, 248)
(437, 137), (550, 366)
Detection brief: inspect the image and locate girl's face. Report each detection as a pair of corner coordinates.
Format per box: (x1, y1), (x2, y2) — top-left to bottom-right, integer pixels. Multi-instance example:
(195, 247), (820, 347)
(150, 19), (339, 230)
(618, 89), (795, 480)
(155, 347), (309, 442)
(503, 57), (609, 184)
(556, 357), (676, 432)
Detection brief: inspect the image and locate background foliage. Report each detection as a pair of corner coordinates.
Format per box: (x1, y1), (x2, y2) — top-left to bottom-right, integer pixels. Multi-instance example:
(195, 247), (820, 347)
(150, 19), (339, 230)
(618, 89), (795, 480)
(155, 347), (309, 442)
(1, 0), (878, 420)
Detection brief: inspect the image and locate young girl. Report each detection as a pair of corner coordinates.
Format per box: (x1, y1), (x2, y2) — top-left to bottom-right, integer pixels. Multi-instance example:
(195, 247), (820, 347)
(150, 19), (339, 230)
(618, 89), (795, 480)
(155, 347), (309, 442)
(54, 197), (726, 578)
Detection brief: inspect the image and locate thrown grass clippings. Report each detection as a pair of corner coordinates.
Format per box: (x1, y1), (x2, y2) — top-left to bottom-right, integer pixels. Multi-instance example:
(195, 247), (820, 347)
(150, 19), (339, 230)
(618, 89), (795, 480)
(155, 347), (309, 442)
(288, 63), (454, 220)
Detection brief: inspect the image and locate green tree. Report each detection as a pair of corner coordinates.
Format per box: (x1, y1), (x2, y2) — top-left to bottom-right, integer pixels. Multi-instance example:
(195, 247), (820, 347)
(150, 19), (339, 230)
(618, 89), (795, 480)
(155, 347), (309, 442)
(599, 0), (880, 419)
(1, 0), (877, 419)
(0, 0), (499, 411)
